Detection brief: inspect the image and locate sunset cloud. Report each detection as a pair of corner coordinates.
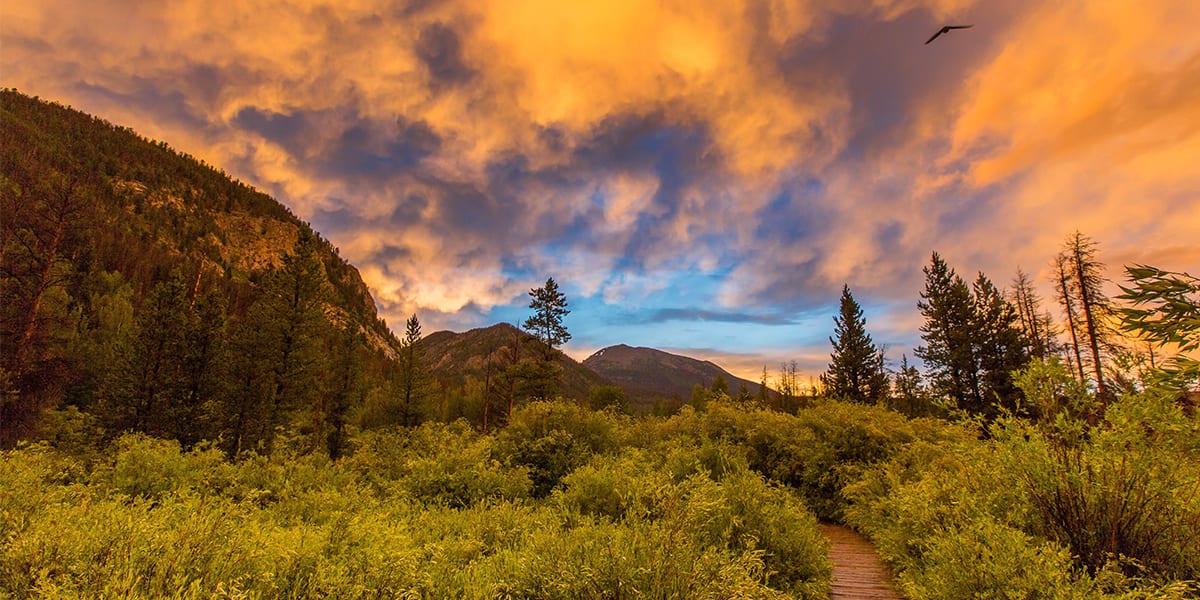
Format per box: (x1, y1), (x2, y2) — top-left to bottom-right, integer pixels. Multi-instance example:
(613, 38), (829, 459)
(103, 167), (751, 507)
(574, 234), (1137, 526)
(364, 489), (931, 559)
(3, 0), (1197, 380)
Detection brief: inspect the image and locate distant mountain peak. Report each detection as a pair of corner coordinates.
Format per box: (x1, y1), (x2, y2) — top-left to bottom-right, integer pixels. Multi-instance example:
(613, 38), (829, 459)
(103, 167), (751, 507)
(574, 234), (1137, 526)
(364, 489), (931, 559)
(583, 344), (762, 405)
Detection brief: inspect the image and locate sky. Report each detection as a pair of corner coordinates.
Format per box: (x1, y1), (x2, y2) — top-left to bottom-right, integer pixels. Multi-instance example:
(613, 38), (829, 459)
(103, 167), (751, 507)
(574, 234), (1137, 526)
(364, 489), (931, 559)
(3, 0), (1199, 382)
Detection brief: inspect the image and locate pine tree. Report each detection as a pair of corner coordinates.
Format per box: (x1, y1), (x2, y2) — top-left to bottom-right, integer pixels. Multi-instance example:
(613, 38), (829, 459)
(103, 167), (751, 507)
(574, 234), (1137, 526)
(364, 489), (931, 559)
(972, 273), (1029, 417)
(523, 277), (571, 356)
(890, 354), (927, 417)
(710, 373), (729, 397)
(916, 253), (983, 413)
(395, 314), (431, 426)
(321, 326), (362, 459)
(521, 277), (570, 400)
(221, 234), (330, 454)
(116, 276), (191, 437)
(821, 285), (888, 403)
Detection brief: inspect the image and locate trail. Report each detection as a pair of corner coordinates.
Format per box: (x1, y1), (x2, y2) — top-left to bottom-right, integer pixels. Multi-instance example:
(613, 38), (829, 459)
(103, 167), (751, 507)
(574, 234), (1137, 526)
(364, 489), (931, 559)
(820, 524), (903, 600)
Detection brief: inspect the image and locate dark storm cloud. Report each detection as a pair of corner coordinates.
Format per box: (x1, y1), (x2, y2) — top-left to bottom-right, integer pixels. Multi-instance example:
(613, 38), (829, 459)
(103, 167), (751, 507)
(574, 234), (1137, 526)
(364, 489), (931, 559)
(415, 22), (476, 87)
(72, 78), (213, 134)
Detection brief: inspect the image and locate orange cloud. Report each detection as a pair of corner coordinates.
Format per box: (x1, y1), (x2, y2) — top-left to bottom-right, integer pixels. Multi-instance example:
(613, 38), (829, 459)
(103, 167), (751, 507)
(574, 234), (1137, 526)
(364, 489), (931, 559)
(3, 0), (1197, 349)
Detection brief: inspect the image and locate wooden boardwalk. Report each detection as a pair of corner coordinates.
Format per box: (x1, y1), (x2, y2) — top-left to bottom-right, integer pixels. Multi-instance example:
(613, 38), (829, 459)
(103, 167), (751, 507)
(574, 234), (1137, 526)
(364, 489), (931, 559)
(820, 524), (903, 600)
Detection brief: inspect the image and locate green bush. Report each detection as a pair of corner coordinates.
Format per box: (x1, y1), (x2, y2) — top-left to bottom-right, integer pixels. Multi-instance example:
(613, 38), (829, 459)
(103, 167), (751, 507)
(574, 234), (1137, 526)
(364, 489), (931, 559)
(494, 400), (629, 497)
(842, 378), (1200, 597)
(344, 421), (531, 507)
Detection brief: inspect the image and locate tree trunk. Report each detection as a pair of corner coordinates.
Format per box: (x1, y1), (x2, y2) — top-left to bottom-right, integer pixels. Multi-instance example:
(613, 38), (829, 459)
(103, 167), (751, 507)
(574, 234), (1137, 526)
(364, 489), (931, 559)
(1072, 244), (1108, 399)
(1057, 261), (1087, 383)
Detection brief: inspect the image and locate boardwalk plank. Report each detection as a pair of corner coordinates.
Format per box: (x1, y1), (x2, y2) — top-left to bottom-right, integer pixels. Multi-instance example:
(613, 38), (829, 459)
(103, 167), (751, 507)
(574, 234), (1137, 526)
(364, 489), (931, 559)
(820, 524), (903, 600)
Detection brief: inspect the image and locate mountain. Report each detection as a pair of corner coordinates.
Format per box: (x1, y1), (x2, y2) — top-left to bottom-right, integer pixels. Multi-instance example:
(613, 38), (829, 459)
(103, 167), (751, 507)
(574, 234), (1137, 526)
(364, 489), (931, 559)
(1, 89), (401, 447)
(423, 323), (610, 401)
(583, 344), (763, 406)
(0, 90), (398, 351)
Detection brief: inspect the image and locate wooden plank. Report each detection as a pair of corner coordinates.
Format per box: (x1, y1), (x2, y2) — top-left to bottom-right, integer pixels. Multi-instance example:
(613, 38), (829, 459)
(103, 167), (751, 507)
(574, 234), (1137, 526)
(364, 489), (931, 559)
(820, 524), (904, 600)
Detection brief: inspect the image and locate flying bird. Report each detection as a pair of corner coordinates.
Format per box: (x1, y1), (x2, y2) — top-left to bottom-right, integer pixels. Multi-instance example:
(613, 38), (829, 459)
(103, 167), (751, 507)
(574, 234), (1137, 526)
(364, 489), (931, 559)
(925, 24), (973, 44)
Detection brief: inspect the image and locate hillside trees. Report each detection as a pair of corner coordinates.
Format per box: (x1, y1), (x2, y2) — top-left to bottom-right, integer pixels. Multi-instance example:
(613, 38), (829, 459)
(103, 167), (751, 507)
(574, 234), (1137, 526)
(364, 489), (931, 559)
(0, 170), (93, 445)
(821, 285), (888, 403)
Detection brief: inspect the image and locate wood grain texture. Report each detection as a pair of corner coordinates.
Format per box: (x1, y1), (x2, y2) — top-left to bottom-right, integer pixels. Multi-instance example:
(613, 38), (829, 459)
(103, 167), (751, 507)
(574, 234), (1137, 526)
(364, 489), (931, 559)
(820, 524), (903, 600)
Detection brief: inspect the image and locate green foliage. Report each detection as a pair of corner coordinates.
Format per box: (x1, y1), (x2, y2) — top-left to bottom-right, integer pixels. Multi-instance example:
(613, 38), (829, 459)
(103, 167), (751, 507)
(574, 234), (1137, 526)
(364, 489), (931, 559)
(494, 400), (627, 497)
(843, 383), (1200, 597)
(523, 276), (571, 352)
(343, 422), (532, 507)
(917, 253), (1029, 419)
(1118, 264), (1200, 392)
(588, 384), (630, 414)
(821, 285), (888, 403)
(0, 399), (836, 599)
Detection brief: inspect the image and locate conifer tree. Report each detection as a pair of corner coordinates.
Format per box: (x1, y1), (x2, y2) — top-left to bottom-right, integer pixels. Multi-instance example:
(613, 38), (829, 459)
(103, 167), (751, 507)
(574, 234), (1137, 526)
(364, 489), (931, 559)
(117, 276), (190, 437)
(917, 252), (983, 412)
(890, 354), (927, 416)
(821, 285), (888, 403)
(972, 273), (1029, 417)
(521, 277), (570, 400)
(710, 373), (729, 397)
(321, 326), (362, 459)
(523, 277), (571, 356)
(221, 234), (330, 454)
(395, 314), (431, 426)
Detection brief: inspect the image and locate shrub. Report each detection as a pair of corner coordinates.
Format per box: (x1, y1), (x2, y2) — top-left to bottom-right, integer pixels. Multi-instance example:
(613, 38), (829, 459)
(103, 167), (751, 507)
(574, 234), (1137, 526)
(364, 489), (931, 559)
(344, 422), (531, 507)
(494, 400), (628, 497)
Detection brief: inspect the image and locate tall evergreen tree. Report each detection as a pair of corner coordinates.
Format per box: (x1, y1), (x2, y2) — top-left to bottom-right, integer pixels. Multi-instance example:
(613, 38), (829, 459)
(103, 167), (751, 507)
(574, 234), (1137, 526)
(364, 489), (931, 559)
(890, 354), (928, 417)
(395, 314), (431, 426)
(262, 234), (329, 418)
(916, 253), (982, 412)
(972, 273), (1029, 417)
(114, 275), (190, 437)
(521, 277), (570, 400)
(821, 285), (888, 403)
(523, 277), (571, 356)
(710, 373), (729, 398)
(321, 326), (362, 459)
(221, 234), (330, 454)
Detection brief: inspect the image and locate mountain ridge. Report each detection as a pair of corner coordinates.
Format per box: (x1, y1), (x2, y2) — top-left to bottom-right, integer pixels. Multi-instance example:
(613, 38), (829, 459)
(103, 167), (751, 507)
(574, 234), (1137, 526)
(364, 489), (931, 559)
(583, 343), (764, 406)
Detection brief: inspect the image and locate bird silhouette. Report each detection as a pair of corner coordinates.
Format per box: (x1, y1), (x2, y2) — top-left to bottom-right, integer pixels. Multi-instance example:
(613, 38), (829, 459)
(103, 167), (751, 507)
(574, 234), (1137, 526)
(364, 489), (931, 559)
(925, 24), (973, 44)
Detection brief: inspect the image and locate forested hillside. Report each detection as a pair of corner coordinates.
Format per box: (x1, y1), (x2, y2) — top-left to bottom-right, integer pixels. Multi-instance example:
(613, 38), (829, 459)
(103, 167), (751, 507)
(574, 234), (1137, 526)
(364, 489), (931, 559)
(0, 89), (403, 452)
